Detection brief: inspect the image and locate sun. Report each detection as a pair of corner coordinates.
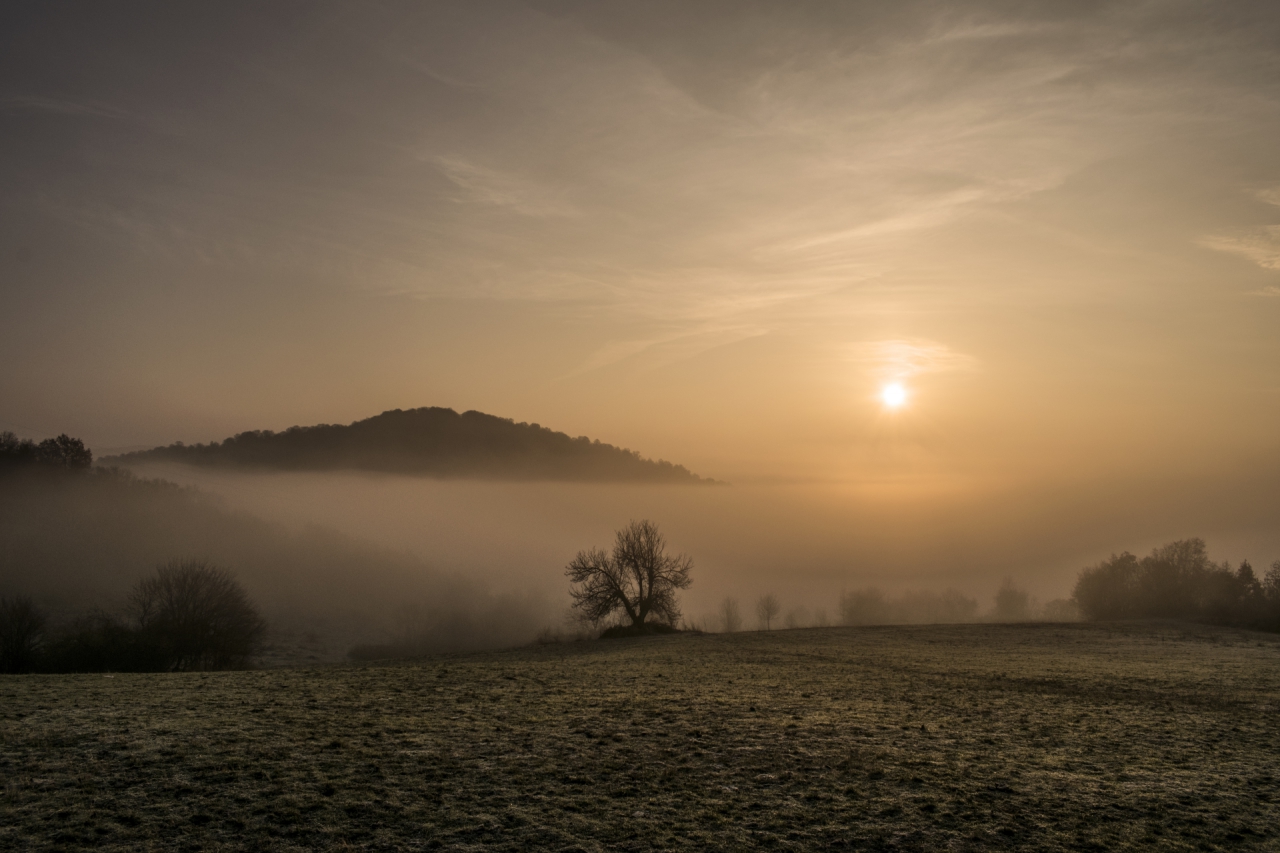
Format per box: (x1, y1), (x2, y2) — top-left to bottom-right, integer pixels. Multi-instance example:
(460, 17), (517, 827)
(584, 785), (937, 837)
(881, 382), (908, 409)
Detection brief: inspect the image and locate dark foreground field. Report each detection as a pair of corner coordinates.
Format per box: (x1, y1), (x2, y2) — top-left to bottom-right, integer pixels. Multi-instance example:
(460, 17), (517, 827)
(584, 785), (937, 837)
(3, 623), (1279, 851)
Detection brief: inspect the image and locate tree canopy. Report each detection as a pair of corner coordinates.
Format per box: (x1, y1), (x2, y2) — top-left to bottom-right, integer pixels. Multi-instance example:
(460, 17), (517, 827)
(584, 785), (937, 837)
(1073, 538), (1280, 630)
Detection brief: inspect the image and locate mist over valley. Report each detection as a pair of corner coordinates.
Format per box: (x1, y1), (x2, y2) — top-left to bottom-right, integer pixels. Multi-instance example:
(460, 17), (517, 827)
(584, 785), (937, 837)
(5, 408), (1276, 664)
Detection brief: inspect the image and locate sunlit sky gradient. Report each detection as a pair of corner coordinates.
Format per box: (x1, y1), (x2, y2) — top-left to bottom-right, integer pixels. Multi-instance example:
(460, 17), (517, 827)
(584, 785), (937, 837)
(3, 2), (1279, 595)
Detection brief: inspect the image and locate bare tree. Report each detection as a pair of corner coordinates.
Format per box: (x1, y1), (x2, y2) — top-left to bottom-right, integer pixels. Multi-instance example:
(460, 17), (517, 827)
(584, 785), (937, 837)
(566, 520), (693, 630)
(718, 597), (742, 633)
(131, 559), (266, 670)
(0, 595), (47, 673)
(756, 594), (780, 630)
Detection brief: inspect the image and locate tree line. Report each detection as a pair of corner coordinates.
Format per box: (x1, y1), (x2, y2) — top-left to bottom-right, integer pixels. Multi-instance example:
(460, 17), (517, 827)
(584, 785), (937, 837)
(1072, 538), (1280, 630)
(0, 431), (93, 471)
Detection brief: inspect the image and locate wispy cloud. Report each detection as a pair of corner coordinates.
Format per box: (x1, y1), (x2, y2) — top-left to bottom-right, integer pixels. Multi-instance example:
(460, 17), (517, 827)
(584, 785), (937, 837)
(431, 155), (577, 217)
(1254, 187), (1280, 207)
(392, 58), (486, 90)
(846, 339), (979, 382)
(1199, 227), (1280, 272)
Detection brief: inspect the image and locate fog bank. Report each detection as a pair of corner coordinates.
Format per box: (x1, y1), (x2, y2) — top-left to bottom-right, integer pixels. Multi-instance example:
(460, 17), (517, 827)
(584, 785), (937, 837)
(121, 461), (1280, 628)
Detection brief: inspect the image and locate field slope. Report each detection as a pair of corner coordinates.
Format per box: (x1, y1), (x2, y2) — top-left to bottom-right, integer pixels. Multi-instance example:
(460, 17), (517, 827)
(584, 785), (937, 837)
(3, 622), (1278, 851)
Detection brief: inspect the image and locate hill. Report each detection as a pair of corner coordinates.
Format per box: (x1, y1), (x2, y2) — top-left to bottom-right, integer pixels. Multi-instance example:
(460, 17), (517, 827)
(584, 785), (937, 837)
(104, 407), (712, 483)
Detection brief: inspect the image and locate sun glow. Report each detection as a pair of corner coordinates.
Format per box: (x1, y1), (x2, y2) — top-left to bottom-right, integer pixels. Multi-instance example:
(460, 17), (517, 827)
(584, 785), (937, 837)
(881, 382), (908, 408)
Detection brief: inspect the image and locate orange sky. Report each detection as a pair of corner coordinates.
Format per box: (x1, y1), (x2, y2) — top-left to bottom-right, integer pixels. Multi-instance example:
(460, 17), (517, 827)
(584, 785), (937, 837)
(3, 2), (1279, 593)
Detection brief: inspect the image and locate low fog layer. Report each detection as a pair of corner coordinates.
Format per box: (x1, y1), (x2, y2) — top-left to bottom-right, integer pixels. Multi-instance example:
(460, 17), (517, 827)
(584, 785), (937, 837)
(5, 449), (1277, 661)
(119, 459), (1280, 630)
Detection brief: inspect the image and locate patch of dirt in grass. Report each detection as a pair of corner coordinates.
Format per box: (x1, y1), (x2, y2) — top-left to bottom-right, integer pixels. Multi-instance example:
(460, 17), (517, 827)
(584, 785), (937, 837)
(2, 622), (1279, 850)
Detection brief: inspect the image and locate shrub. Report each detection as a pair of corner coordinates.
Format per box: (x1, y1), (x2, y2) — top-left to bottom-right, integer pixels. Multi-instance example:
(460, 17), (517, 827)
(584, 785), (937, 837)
(130, 560), (266, 671)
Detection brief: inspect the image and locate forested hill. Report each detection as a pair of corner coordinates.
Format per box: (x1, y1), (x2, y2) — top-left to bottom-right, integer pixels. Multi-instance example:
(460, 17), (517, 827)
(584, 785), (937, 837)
(104, 407), (713, 483)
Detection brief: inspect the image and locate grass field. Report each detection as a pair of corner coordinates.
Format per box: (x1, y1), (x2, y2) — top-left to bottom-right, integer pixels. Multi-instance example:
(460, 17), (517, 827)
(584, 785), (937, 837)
(3, 622), (1278, 851)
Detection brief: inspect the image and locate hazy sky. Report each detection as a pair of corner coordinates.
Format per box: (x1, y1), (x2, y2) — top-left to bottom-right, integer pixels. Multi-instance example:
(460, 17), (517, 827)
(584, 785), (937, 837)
(3, 2), (1279, 583)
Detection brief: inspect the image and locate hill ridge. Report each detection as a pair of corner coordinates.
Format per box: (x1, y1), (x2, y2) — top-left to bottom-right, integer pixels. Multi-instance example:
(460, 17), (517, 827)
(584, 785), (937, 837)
(104, 406), (715, 484)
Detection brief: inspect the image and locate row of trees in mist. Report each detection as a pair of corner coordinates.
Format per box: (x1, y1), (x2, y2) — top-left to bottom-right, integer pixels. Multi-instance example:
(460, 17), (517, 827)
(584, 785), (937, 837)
(1, 560), (265, 673)
(708, 539), (1279, 634)
(1073, 538), (1280, 630)
(711, 581), (1076, 632)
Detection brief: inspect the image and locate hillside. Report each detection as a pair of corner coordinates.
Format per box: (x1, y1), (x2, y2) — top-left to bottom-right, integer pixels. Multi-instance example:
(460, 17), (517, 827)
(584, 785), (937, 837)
(104, 407), (711, 483)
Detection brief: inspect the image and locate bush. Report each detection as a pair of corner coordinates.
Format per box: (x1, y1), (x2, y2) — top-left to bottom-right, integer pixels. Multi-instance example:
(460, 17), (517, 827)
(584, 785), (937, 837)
(130, 560), (266, 670)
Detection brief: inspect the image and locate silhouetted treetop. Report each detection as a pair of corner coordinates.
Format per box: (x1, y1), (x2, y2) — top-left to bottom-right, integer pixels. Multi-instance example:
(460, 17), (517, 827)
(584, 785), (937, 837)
(0, 432), (92, 473)
(104, 407), (715, 483)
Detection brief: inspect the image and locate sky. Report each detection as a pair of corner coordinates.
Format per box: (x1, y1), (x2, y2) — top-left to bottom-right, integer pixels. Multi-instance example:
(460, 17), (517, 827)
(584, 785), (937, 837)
(3, 1), (1279, 600)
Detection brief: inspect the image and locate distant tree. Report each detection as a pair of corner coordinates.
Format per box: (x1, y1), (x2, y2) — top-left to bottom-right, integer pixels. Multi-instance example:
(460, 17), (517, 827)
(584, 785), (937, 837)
(840, 588), (886, 626)
(1262, 561), (1280, 629)
(1265, 561), (1280, 601)
(565, 520), (693, 631)
(0, 595), (47, 673)
(992, 579), (1031, 622)
(718, 597), (742, 633)
(36, 434), (92, 469)
(784, 606), (810, 630)
(0, 431), (38, 470)
(1073, 551), (1141, 620)
(130, 560), (266, 670)
(1232, 560), (1264, 621)
(756, 594), (780, 630)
